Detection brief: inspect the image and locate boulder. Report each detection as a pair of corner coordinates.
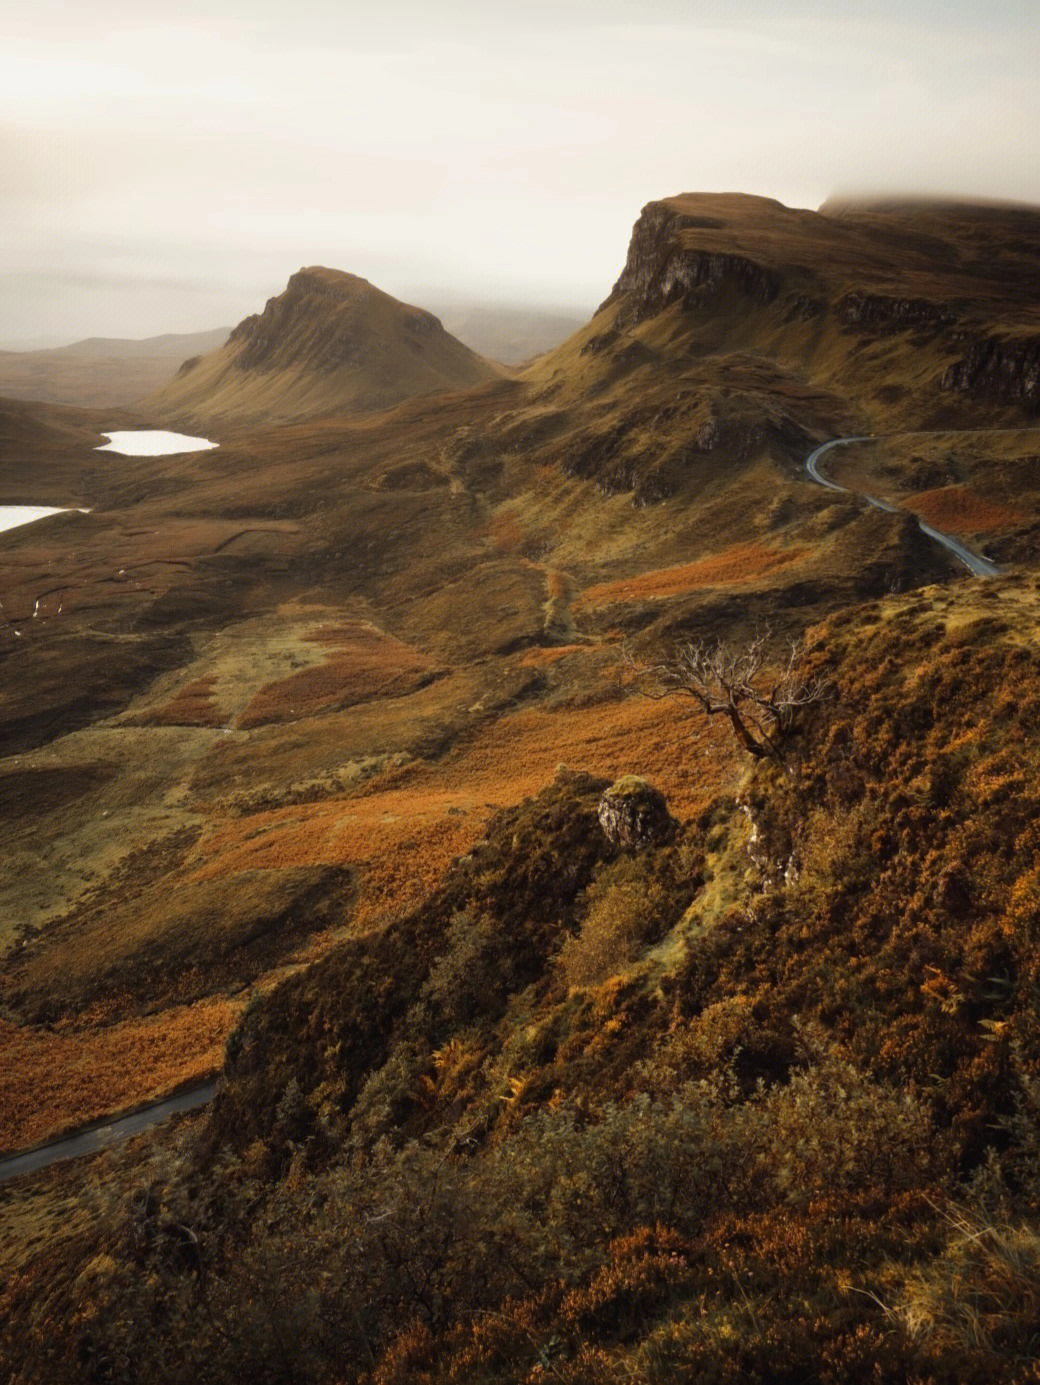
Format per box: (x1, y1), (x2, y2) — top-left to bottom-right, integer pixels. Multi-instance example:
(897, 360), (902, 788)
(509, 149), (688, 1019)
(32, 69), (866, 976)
(597, 775), (676, 850)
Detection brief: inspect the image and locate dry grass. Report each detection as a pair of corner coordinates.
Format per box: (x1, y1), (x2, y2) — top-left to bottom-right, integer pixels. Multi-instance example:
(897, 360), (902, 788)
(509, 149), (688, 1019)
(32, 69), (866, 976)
(189, 693), (736, 928)
(124, 675), (224, 728)
(237, 621), (435, 728)
(905, 484), (1026, 535)
(518, 644), (590, 667)
(484, 509), (528, 555)
(574, 542), (807, 610)
(885, 1203), (1040, 1354)
(0, 998), (239, 1150)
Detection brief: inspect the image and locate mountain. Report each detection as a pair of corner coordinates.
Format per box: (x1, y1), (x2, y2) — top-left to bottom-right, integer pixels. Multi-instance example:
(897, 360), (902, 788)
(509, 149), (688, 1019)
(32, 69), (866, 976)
(149, 267), (503, 426)
(0, 327), (231, 410)
(530, 192), (1040, 428)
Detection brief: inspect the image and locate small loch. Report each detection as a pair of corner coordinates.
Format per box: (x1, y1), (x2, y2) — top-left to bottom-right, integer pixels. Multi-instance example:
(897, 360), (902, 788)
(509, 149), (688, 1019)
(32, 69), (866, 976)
(1, 433), (216, 535)
(95, 431), (218, 456)
(0, 505), (91, 535)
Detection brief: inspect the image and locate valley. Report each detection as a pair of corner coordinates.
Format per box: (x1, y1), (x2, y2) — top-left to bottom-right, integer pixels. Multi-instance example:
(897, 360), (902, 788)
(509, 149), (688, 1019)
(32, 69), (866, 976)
(3, 191), (1040, 1384)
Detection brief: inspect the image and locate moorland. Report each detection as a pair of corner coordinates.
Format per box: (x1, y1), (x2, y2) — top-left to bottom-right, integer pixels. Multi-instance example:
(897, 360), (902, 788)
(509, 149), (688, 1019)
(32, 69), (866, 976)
(3, 192), (1040, 1383)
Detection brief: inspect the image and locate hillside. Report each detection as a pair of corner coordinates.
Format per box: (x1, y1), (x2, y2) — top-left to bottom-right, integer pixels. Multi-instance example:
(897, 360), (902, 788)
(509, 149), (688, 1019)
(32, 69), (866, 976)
(149, 268), (503, 426)
(9, 580), (1040, 1384)
(529, 192), (1040, 437)
(3, 191), (1040, 1383)
(0, 328), (230, 410)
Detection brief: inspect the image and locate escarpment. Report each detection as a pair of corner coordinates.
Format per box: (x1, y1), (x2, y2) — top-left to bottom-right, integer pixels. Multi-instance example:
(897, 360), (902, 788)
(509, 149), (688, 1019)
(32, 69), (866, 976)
(942, 334), (1040, 413)
(535, 192), (1040, 435)
(601, 199), (782, 326)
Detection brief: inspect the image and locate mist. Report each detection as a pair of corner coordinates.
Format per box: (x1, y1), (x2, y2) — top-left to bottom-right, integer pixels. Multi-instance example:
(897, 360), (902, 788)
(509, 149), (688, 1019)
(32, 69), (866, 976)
(4, 0), (1038, 343)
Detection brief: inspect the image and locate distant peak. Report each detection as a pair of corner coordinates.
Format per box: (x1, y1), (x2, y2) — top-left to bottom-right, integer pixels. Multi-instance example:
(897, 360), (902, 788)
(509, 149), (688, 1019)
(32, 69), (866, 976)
(153, 264), (501, 423)
(281, 266), (390, 303)
(288, 266), (373, 290)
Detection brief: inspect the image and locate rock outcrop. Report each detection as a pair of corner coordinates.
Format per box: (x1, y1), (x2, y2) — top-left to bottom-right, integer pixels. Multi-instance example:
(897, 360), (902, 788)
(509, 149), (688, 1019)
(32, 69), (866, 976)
(941, 335), (1040, 413)
(598, 776), (676, 850)
(837, 292), (955, 334)
(602, 201), (780, 327)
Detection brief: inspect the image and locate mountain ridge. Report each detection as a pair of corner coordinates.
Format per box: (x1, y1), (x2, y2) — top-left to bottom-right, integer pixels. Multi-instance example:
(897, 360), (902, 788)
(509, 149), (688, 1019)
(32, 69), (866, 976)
(0, 327), (231, 410)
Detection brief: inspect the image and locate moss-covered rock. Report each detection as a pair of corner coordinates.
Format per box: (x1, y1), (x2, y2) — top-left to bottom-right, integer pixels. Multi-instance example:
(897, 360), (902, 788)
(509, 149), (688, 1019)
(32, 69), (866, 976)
(597, 775), (676, 850)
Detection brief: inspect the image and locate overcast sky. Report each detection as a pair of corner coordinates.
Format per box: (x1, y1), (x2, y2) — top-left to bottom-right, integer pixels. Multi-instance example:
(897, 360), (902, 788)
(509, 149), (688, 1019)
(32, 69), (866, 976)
(3, 0), (1039, 344)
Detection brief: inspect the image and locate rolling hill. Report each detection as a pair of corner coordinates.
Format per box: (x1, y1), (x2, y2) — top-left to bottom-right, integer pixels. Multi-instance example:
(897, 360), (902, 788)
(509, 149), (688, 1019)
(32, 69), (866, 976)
(0, 328), (231, 410)
(434, 302), (587, 364)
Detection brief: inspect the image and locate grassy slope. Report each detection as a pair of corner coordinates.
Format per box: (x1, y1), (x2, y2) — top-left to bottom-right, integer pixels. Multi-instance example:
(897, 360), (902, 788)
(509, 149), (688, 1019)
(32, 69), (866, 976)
(7, 579), (1040, 1383)
(149, 268), (504, 427)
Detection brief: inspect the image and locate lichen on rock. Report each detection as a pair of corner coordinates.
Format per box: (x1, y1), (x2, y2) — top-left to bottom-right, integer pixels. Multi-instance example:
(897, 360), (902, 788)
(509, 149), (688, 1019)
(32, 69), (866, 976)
(597, 775), (676, 850)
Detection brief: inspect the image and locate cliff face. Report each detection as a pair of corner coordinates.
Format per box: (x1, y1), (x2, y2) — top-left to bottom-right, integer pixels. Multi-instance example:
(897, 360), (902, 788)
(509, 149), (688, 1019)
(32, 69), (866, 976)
(836, 292), (955, 334)
(601, 201), (781, 325)
(534, 192), (1040, 433)
(942, 335), (1040, 413)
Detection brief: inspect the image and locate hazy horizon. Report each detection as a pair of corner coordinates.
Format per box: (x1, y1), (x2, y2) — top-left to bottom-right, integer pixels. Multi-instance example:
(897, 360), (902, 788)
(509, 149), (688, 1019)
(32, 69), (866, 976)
(5, 0), (1039, 342)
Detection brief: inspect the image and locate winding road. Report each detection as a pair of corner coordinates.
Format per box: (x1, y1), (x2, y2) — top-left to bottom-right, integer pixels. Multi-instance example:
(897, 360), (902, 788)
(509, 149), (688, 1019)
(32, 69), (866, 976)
(805, 436), (1000, 578)
(0, 1080), (217, 1182)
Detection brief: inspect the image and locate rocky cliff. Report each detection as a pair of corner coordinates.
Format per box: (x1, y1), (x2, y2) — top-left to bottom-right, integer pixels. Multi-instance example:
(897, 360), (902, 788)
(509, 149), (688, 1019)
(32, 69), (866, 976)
(601, 200), (781, 326)
(532, 192), (1040, 433)
(942, 334), (1040, 413)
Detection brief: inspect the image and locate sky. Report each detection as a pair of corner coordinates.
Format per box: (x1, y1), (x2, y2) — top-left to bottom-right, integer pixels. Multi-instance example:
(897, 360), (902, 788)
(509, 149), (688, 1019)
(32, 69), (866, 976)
(3, 0), (1039, 345)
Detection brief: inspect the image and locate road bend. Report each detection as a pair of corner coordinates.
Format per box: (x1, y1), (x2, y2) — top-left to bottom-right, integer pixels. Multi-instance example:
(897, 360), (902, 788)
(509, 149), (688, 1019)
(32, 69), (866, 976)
(804, 436), (1000, 578)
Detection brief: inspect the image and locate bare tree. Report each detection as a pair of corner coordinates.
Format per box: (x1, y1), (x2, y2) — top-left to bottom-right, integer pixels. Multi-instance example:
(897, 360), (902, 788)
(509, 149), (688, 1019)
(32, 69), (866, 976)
(635, 630), (832, 763)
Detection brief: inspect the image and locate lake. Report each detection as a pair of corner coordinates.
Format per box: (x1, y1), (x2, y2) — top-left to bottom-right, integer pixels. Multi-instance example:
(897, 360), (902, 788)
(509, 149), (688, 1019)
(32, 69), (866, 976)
(1, 432), (216, 535)
(95, 431), (218, 455)
(0, 505), (90, 535)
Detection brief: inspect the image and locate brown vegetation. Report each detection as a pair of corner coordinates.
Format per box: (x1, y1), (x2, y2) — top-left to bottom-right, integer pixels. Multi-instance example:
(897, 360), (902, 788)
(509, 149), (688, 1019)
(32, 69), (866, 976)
(574, 541), (808, 609)
(0, 999), (236, 1150)
(906, 483), (1026, 535)
(237, 622), (435, 728)
(189, 691), (736, 927)
(124, 676), (224, 727)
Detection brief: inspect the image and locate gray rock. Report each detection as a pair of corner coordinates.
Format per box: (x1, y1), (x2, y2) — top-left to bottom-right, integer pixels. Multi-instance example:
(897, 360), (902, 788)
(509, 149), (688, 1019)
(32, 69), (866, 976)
(598, 775), (676, 850)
